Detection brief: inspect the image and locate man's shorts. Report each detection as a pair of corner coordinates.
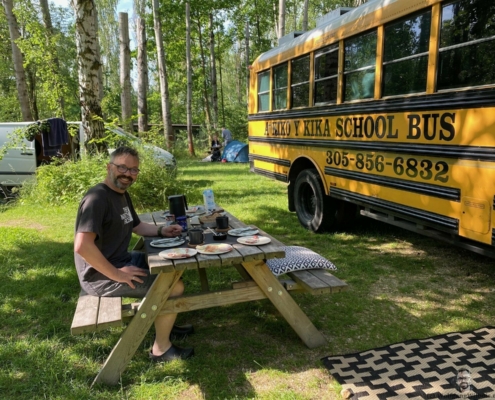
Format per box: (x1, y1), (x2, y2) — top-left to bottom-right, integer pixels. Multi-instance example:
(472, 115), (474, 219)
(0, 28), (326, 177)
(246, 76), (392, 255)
(85, 252), (157, 298)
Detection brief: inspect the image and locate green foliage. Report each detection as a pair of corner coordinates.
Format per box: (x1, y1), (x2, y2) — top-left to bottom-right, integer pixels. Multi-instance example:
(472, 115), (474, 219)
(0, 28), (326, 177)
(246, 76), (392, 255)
(19, 154), (107, 206)
(126, 147), (192, 210)
(18, 145), (191, 210)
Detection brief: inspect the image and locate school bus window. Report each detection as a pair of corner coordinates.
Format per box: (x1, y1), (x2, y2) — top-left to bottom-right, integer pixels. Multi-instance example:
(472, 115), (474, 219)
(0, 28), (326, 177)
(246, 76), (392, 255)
(291, 55), (310, 108)
(257, 71), (270, 112)
(383, 10), (431, 96)
(314, 44), (339, 104)
(344, 30), (377, 101)
(438, 0), (495, 90)
(273, 63), (288, 110)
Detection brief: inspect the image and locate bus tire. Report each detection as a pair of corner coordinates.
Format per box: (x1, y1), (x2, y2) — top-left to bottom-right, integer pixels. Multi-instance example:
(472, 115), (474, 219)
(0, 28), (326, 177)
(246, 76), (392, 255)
(294, 169), (332, 232)
(294, 169), (357, 232)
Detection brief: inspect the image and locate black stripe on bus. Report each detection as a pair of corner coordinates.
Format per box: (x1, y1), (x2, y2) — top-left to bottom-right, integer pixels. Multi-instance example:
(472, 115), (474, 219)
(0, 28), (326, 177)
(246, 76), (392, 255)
(325, 167), (460, 202)
(330, 187), (458, 231)
(250, 154), (291, 167)
(0, 171), (35, 176)
(492, 229), (495, 246)
(248, 88), (495, 121)
(252, 168), (288, 183)
(248, 136), (495, 162)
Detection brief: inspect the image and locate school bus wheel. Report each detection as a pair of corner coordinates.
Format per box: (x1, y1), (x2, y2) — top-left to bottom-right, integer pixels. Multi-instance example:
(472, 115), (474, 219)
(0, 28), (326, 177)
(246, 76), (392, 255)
(294, 169), (333, 232)
(294, 169), (356, 232)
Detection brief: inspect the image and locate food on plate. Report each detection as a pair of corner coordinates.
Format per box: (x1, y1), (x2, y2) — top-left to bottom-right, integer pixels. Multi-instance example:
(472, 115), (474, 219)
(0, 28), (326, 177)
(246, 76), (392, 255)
(167, 252), (189, 259)
(196, 243), (232, 253)
(243, 235), (259, 244)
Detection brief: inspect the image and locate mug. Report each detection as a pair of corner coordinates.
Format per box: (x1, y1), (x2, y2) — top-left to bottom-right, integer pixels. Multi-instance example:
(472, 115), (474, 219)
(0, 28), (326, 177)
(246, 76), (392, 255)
(216, 215), (229, 230)
(189, 229), (204, 245)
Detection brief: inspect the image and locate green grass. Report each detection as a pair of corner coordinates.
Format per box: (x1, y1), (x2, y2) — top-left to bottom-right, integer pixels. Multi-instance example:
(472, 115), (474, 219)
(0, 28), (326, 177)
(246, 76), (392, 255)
(1, 160), (495, 399)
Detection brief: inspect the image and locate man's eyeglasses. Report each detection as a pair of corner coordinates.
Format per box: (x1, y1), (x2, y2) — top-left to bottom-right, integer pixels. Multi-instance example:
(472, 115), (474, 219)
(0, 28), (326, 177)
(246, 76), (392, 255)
(110, 163), (140, 175)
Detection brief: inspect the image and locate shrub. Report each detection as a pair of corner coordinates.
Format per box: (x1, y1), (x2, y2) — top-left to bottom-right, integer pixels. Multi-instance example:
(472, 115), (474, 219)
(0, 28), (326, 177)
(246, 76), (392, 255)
(20, 146), (193, 210)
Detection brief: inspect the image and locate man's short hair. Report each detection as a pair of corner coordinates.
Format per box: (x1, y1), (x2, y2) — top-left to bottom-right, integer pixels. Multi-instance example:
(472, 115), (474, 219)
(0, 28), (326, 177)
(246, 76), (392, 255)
(110, 146), (139, 161)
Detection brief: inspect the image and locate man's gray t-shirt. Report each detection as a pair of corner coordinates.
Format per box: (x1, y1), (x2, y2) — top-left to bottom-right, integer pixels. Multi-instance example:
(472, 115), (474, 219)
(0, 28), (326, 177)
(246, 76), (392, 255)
(74, 183), (140, 295)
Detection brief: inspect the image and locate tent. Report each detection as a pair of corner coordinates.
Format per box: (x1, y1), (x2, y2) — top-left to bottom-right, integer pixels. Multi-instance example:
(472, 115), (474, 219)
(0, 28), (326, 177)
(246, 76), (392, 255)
(221, 140), (249, 163)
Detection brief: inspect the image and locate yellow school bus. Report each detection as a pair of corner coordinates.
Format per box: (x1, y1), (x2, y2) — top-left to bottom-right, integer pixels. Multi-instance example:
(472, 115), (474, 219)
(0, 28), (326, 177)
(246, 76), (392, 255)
(248, 0), (495, 257)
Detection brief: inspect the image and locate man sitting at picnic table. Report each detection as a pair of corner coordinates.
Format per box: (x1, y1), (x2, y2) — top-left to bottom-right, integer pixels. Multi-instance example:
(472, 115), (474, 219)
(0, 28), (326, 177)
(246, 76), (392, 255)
(73, 146), (194, 362)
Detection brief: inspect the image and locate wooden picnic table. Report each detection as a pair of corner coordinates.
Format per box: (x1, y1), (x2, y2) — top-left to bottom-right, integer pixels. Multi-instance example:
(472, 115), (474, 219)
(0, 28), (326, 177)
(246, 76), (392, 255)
(93, 207), (327, 385)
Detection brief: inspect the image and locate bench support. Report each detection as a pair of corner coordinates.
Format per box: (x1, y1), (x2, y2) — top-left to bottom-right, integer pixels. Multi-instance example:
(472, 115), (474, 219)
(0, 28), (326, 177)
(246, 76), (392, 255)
(242, 260), (327, 349)
(93, 271), (183, 386)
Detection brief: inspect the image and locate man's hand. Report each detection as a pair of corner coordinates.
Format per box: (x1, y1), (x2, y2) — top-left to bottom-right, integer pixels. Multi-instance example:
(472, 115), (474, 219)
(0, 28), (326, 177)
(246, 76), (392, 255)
(115, 266), (148, 289)
(163, 225), (183, 237)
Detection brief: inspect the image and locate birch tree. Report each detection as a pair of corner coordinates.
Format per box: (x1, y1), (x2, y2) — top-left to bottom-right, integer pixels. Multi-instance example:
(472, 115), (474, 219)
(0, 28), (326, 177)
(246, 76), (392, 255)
(2, 0), (33, 121)
(152, 0), (174, 149)
(278, 0), (286, 39)
(72, 0), (106, 153)
(136, 8), (148, 133)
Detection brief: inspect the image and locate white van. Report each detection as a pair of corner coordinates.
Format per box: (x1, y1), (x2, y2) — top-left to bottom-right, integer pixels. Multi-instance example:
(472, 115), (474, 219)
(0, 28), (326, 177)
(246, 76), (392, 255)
(0, 122), (37, 193)
(0, 121), (176, 194)
(102, 126), (176, 169)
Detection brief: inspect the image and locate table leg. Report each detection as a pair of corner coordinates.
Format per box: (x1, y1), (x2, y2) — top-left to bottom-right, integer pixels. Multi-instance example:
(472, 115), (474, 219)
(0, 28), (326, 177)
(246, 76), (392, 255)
(242, 260), (326, 349)
(93, 271), (183, 386)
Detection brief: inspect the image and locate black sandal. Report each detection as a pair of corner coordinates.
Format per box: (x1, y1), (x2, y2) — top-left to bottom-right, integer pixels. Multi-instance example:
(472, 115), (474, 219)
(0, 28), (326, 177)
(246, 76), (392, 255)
(149, 344), (195, 362)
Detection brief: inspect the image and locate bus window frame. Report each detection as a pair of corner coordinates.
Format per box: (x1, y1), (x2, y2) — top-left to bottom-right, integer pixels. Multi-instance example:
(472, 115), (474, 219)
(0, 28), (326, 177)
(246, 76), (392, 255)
(314, 43), (340, 106)
(272, 62), (289, 111)
(381, 7), (432, 98)
(437, 0), (495, 91)
(343, 29), (378, 102)
(291, 54), (311, 109)
(257, 70), (271, 113)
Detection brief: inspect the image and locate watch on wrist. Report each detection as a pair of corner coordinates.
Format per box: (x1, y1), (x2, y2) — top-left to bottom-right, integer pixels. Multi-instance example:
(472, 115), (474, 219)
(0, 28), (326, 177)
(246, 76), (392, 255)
(157, 226), (164, 237)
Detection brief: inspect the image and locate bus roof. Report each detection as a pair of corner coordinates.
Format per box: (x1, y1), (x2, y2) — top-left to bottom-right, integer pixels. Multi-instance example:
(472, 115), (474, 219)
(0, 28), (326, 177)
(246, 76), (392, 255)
(253, 0), (402, 69)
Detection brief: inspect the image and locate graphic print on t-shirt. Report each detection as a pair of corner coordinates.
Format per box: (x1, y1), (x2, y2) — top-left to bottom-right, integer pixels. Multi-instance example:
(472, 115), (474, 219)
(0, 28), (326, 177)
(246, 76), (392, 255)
(121, 206), (133, 225)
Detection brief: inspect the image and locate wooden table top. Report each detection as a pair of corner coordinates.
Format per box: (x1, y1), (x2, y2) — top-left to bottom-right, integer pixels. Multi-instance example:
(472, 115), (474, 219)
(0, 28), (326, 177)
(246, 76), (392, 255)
(140, 209), (286, 274)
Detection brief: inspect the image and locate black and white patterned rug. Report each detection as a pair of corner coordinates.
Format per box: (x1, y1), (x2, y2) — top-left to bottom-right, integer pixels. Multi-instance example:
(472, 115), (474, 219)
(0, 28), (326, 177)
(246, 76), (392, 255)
(322, 326), (495, 399)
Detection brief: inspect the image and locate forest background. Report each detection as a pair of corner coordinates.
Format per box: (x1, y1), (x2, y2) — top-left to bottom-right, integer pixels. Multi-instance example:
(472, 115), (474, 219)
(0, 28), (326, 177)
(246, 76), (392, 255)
(1, 0), (367, 154)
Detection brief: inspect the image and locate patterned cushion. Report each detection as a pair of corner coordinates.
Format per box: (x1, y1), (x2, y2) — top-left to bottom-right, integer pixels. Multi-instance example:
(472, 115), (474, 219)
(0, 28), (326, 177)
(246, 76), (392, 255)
(266, 246), (337, 276)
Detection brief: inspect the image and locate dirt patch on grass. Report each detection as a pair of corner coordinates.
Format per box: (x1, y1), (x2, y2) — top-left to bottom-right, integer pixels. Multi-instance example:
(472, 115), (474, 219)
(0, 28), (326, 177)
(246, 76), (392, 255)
(0, 218), (45, 230)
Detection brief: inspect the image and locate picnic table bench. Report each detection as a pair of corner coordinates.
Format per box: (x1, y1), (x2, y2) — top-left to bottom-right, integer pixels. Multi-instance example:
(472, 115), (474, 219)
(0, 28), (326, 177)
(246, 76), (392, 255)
(70, 207), (347, 385)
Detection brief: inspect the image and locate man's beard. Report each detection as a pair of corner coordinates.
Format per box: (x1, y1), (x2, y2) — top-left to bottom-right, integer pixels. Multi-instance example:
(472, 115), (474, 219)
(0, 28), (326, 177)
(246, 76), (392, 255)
(111, 171), (134, 190)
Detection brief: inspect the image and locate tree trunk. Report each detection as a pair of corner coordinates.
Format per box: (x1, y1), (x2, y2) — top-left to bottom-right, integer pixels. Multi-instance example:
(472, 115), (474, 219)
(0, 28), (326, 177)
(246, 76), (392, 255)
(236, 39), (241, 102)
(195, 18), (212, 132)
(94, 9), (104, 102)
(136, 15), (148, 133)
(278, 0), (286, 39)
(152, 0), (174, 149)
(40, 0), (66, 118)
(218, 34), (225, 127)
(73, 0), (106, 154)
(245, 20), (250, 100)
(185, 3), (194, 156)
(119, 12), (132, 132)
(209, 13), (218, 130)
(2, 0), (34, 121)
(302, 0), (309, 31)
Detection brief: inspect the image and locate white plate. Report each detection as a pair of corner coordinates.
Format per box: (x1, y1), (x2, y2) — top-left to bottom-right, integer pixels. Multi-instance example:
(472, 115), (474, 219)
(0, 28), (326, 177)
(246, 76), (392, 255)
(237, 235), (271, 246)
(159, 248), (197, 259)
(150, 239), (185, 248)
(196, 243), (233, 255)
(228, 228), (260, 237)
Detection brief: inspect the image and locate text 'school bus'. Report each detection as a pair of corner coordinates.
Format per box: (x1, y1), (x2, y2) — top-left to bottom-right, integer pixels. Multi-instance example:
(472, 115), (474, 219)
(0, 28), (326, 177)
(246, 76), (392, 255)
(248, 0), (495, 257)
